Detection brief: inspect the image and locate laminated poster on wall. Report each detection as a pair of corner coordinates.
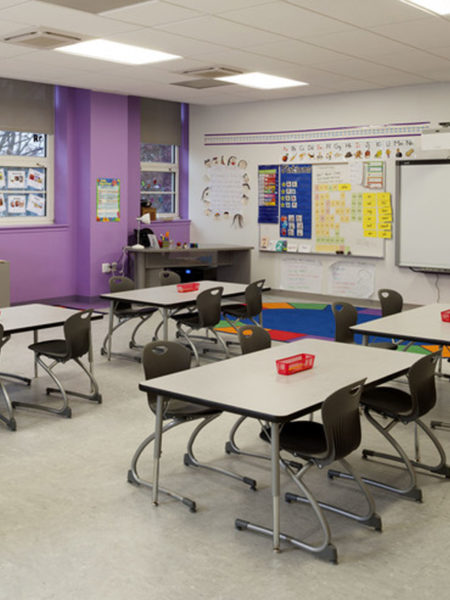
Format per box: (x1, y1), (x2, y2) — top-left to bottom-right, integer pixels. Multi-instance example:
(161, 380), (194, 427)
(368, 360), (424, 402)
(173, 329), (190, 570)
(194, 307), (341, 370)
(27, 194), (45, 216)
(0, 169), (5, 189)
(280, 255), (323, 294)
(96, 177), (120, 222)
(279, 164), (312, 239)
(7, 170), (26, 189)
(27, 168), (45, 191)
(0, 193), (5, 213)
(258, 165), (279, 223)
(7, 195), (26, 214)
(327, 260), (375, 299)
(202, 154), (249, 227)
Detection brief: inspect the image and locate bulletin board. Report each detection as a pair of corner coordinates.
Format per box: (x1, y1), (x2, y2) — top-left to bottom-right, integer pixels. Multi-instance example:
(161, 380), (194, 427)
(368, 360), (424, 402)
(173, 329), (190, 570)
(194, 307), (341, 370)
(259, 161), (390, 258)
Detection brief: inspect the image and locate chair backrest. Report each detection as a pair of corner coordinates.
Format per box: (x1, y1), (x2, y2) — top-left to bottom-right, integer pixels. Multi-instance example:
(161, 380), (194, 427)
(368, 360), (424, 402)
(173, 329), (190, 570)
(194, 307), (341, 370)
(196, 286), (223, 328)
(332, 302), (357, 344)
(378, 289), (403, 317)
(320, 379), (366, 465)
(142, 341), (191, 408)
(243, 279), (265, 318)
(159, 270), (181, 286)
(0, 324), (10, 352)
(109, 276), (134, 312)
(407, 352), (439, 420)
(63, 310), (92, 360)
(238, 325), (271, 355)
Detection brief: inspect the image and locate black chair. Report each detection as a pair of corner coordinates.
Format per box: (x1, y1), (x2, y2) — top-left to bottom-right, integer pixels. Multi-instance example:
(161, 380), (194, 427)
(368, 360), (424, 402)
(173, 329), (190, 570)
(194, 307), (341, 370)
(259, 380), (380, 564)
(225, 326), (272, 460)
(0, 325), (16, 431)
(332, 302), (397, 350)
(171, 286), (229, 366)
(158, 269), (181, 286)
(378, 288), (403, 316)
(101, 276), (158, 359)
(222, 279), (265, 332)
(329, 352), (450, 502)
(25, 310), (101, 418)
(127, 341), (256, 512)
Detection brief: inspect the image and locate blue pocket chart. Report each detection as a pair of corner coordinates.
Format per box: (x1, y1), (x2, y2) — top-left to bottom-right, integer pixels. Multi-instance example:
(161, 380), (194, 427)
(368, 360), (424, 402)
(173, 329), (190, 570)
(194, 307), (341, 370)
(280, 164), (312, 239)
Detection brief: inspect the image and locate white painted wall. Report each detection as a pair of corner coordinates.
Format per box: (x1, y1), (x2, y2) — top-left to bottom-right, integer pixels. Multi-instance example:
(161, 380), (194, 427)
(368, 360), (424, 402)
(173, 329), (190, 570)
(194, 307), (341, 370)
(189, 83), (450, 305)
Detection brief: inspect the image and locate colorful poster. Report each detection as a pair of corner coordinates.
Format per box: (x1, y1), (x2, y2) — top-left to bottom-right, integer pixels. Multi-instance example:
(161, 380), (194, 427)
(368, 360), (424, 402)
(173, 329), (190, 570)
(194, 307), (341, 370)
(27, 168), (45, 190)
(7, 170), (26, 189)
(258, 165), (278, 223)
(0, 169), (5, 189)
(27, 194), (45, 216)
(7, 194), (26, 214)
(280, 164), (312, 239)
(0, 193), (5, 213)
(96, 178), (120, 222)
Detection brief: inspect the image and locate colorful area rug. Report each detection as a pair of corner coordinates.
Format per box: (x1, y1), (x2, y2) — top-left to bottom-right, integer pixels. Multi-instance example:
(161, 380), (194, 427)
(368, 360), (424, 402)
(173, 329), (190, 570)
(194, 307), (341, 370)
(217, 302), (438, 354)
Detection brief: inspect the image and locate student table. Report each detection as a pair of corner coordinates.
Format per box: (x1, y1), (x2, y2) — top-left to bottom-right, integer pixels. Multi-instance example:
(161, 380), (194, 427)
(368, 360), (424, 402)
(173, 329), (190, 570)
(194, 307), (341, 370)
(101, 280), (251, 360)
(139, 338), (419, 555)
(0, 304), (102, 429)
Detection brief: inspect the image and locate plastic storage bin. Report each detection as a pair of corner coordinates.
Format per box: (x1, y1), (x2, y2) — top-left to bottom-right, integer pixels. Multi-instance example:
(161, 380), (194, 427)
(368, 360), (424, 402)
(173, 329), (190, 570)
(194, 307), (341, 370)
(276, 353), (315, 375)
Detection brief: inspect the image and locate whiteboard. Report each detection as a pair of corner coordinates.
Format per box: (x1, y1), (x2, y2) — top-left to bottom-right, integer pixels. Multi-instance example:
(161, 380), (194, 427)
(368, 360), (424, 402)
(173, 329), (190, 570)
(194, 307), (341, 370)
(259, 162), (385, 258)
(396, 159), (450, 272)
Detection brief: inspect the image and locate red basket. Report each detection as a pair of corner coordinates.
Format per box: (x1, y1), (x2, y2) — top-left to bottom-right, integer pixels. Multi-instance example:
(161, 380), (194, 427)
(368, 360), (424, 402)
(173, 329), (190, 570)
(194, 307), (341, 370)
(441, 309), (450, 322)
(276, 353), (315, 375)
(177, 282), (200, 293)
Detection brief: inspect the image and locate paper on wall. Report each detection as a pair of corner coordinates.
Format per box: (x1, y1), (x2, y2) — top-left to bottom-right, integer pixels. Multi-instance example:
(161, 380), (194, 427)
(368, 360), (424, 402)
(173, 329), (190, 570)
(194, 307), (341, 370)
(8, 195), (26, 214)
(327, 260), (375, 298)
(27, 194), (45, 216)
(280, 255), (323, 293)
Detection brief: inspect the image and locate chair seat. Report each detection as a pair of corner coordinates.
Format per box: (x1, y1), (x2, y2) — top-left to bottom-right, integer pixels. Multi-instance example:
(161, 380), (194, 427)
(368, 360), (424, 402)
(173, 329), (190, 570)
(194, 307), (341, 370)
(160, 399), (220, 418)
(361, 386), (412, 419)
(260, 421), (328, 459)
(222, 303), (247, 318)
(171, 312), (201, 328)
(29, 339), (69, 360)
(369, 341), (398, 350)
(116, 305), (157, 319)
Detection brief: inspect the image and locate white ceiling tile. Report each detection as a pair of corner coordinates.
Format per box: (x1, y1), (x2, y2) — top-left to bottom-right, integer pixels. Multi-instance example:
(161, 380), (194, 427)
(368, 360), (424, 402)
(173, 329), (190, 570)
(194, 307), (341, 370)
(103, 1), (201, 27)
(0, 1), (140, 37)
(371, 16), (450, 49)
(425, 68), (450, 81)
(166, 1), (275, 15)
(0, 18), (29, 35)
(431, 46), (450, 59)
(245, 39), (354, 66)
(0, 40), (33, 57)
(154, 15), (286, 47)
(302, 29), (412, 59)
(284, 0), (431, 27)
(107, 27), (230, 56)
(223, 1), (354, 39)
(0, 0), (31, 7)
(368, 49), (450, 74)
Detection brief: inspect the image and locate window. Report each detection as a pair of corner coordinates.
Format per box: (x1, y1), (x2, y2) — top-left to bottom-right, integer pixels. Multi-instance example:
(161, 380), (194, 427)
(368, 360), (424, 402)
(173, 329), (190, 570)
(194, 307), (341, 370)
(0, 130), (53, 225)
(140, 143), (178, 218)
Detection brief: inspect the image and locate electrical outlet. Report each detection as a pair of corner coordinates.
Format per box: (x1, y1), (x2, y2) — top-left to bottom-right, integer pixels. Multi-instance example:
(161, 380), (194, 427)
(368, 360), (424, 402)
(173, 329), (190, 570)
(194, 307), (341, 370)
(102, 263), (111, 273)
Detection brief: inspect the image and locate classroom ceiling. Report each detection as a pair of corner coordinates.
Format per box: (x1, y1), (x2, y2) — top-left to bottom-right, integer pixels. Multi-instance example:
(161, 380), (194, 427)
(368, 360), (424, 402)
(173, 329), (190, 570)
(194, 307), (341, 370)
(1, 0), (450, 104)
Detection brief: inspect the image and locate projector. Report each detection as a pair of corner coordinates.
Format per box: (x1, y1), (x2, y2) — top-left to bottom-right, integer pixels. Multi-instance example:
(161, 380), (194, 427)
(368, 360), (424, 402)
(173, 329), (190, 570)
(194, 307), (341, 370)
(421, 123), (450, 150)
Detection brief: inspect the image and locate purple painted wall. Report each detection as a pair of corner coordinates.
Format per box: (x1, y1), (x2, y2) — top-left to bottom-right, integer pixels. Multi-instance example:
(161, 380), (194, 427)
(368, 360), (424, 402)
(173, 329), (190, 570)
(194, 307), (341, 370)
(0, 87), (190, 303)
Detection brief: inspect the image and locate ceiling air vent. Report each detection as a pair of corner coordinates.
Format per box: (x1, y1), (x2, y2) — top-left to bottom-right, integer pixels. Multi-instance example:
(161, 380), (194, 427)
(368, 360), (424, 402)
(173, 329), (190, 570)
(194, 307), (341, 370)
(180, 67), (243, 79)
(172, 79), (232, 90)
(3, 29), (81, 50)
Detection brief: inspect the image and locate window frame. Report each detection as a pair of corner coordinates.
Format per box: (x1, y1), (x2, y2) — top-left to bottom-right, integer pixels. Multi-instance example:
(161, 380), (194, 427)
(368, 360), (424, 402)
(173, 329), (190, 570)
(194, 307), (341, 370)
(140, 145), (179, 219)
(0, 133), (54, 226)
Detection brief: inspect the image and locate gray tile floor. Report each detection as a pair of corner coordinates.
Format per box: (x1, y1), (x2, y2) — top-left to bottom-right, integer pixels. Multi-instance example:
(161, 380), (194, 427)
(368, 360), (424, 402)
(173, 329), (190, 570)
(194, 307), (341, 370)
(1, 297), (450, 599)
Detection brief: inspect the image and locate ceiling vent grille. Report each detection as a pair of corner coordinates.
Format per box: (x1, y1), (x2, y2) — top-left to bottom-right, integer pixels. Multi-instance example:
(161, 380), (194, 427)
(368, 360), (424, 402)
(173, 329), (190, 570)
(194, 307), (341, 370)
(3, 29), (81, 50)
(172, 79), (232, 90)
(179, 67), (243, 79)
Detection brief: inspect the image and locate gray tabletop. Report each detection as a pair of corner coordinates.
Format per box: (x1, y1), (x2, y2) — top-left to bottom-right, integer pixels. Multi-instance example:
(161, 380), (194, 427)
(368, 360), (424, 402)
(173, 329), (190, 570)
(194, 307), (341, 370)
(0, 303), (103, 335)
(351, 303), (450, 345)
(139, 338), (420, 422)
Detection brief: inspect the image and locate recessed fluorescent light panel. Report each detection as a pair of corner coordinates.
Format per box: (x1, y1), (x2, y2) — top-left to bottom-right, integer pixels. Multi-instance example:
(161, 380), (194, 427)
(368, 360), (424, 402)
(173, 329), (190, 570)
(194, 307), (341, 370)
(216, 72), (308, 90)
(55, 39), (180, 65)
(402, 0), (450, 14)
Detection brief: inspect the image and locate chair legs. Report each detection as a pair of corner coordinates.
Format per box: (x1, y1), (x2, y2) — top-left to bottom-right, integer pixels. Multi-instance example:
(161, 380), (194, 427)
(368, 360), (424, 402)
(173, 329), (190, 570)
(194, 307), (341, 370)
(0, 378), (17, 431)
(12, 355), (102, 418)
(183, 412), (257, 490)
(176, 324), (230, 366)
(225, 415), (271, 461)
(328, 409), (450, 501)
(286, 457), (382, 531)
(101, 314), (153, 361)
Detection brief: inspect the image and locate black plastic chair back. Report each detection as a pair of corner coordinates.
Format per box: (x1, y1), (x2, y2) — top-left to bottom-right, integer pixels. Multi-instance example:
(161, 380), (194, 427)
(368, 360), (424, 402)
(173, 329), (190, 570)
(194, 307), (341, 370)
(110, 276), (134, 312)
(238, 325), (271, 355)
(378, 289), (403, 317)
(332, 302), (357, 344)
(159, 270), (181, 286)
(244, 279), (265, 318)
(407, 352), (439, 420)
(63, 310), (92, 360)
(0, 324), (10, 352)
(196, 287), (223, 328)
(321, 379), (366, 464)
(143, 341), (191, 409)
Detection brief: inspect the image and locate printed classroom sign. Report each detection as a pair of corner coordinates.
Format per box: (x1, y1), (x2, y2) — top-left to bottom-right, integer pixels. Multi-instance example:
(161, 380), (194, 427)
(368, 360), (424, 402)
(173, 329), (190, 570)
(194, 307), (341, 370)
(96, 178), (120, 222)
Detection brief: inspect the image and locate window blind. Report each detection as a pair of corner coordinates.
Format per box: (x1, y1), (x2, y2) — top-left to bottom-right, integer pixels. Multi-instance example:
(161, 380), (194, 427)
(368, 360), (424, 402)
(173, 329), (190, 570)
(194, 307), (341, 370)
(0, 77), (55, 134)
(140, 97), (181, 146)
